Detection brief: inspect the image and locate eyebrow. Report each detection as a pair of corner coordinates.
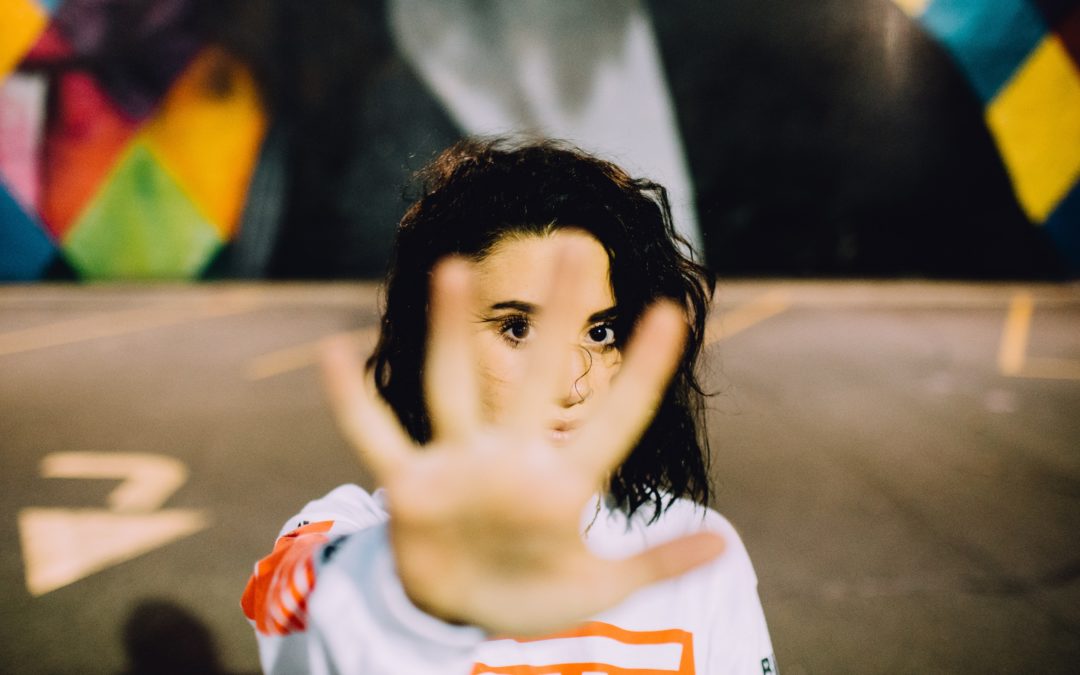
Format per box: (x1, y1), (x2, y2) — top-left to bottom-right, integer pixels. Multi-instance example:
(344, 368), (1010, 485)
(488, 300), (617, 324)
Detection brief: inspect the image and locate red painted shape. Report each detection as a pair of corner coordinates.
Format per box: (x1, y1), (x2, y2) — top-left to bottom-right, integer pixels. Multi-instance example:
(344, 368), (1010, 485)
(24, 24), (71, 62)
(40, 71), (138, 239)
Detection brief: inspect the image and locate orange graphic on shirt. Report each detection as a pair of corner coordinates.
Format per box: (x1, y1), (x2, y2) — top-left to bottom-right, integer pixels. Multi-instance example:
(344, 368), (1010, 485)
(472, 621), (695, 675)
(241, 520), (334, 635)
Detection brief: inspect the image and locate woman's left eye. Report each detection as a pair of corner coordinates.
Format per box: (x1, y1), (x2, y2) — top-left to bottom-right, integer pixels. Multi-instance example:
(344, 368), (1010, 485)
(586, 324), (616, 346)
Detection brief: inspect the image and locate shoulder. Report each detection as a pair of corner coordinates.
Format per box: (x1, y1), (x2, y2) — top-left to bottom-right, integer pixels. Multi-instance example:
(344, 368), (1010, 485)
(646, 498), (759, 584)
(276, 483), (389, 538)
(643, 498), (741, 539)
(606, 496), (747, 549)
(638, 500), (771, 653)
(589, 496), (758, 583)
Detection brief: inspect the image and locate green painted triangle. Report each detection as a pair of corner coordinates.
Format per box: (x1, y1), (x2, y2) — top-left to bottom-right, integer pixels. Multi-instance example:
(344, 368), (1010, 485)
(62, 141), (223, 279)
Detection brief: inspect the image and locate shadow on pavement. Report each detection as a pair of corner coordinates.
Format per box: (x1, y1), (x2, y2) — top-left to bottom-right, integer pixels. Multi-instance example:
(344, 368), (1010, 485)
(117, 599), (256, 675)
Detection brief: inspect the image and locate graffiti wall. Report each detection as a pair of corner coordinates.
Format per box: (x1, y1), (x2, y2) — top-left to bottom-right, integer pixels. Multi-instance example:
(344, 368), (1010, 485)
(0, 0), (266, 280)
(0, 0), (1077, 280)
(897, 0), (1080, 271)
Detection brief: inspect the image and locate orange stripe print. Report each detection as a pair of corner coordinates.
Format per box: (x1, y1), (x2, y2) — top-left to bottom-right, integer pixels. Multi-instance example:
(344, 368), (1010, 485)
(240, 520), (334, 635)
(472, 621), (695, 675)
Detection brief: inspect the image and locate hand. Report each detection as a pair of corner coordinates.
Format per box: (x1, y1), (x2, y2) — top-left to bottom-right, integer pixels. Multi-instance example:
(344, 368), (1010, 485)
(319, 244), (725, 637)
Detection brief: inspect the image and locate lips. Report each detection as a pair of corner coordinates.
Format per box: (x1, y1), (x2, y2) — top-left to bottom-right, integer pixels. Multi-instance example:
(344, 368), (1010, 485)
(549, 420), (579, 444)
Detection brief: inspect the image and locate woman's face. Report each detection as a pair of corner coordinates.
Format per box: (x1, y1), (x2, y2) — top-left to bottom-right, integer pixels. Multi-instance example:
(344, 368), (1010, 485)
(469, 228), (621, 444)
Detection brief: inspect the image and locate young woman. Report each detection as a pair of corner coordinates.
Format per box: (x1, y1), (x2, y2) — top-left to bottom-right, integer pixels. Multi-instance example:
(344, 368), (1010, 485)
(242, 138), (776, 674)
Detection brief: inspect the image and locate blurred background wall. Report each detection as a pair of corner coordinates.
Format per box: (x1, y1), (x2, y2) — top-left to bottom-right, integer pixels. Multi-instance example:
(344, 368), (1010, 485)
(1, 0), (1077, 282)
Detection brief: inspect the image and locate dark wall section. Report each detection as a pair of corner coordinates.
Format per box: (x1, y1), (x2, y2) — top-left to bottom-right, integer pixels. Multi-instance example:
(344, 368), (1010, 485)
(648, 0), (1067, 278)
(265, 2), (458, 279)
(202, 0), (459, 280)
(204, 0), (1068, 279)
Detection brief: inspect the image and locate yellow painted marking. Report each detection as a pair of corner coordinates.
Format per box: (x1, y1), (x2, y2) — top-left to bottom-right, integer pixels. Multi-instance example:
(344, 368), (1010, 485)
(997, 291), (1033, 376)
(41, 452), (188, 513)
(0, 294), (260, 357)
(892, 0), (931, 17)
(998, 291), (1080, 380)
(246, 287), (781, 375)
(251, 291), (790, 382)
(246, 327), (379, 380)
(705, 289), (790, 346)
(250, 290), (789, 380)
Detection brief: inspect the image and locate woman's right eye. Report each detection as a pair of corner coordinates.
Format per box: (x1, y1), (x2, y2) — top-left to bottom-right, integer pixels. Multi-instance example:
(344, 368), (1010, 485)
(498, 316), (532, 346)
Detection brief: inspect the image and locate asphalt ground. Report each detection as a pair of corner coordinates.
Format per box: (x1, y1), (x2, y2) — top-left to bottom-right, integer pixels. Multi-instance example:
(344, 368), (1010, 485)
(1, 281), (1078, 674)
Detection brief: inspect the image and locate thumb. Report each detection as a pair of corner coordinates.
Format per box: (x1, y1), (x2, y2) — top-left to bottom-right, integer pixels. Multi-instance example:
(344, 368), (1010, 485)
(624, 531), (726, 588)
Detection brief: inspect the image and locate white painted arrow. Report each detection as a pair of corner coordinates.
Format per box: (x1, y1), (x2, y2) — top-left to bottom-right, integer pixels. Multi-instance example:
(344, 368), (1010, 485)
(40, 451), (188, 513)
(18, 508), (209, 596)
(19, 452), (210, 596)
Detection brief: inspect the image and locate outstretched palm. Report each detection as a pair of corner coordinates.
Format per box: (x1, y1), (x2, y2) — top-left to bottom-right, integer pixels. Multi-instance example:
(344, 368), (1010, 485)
(320, 245), (724, 637)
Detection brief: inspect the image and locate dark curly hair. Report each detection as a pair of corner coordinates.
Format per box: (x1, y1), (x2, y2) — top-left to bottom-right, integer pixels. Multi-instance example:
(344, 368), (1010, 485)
(369, 137), (715, 522)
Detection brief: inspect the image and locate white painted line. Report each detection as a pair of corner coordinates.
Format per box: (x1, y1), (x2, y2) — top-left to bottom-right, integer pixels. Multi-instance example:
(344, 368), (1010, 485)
(20, 452), (209, 596)
(18, 508), (209, 596)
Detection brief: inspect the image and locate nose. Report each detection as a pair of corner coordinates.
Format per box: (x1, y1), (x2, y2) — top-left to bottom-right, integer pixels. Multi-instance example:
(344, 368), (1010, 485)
(559, 346), (592, 406)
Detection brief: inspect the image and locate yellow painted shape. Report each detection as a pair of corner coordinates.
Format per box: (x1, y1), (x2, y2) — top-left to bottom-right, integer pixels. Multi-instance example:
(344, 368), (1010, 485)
(0, 291), (260, 357)
(244, 287), (789, 381)
(247, 327), (378, 381)
(144, 47), (267, 239)
(0, 0), (48, 80)
(705, 289), (790, 346)
(997, 291), (1080, 380)
(997, 291), (1032, 376)
(892, 0), (931, 18)
(986, 36), (1080, 223)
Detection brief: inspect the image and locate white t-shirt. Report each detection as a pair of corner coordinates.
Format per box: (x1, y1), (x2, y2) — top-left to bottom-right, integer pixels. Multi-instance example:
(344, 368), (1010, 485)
(242, 484), (777, 674)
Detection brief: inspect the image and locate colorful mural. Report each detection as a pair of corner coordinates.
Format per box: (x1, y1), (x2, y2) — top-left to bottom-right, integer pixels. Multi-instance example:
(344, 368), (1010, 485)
(1, 1), (1077, 279)
(895, 0), (1080, 267)
(0, 0), (266, 281)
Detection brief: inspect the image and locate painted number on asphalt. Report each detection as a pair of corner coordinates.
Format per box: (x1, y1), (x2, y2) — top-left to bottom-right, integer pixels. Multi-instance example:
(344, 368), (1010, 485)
(17, 452), (210, 596)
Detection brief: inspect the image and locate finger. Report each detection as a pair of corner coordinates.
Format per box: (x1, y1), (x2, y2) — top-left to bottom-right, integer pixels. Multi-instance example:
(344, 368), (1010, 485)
(319, 335), (415, 479)
(620, 531), (726, 588)
(505, 238), (591, 436)
(569, 300), (686, 477)
(425, 258), (481, 440)
(565, 531), (725, 632)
